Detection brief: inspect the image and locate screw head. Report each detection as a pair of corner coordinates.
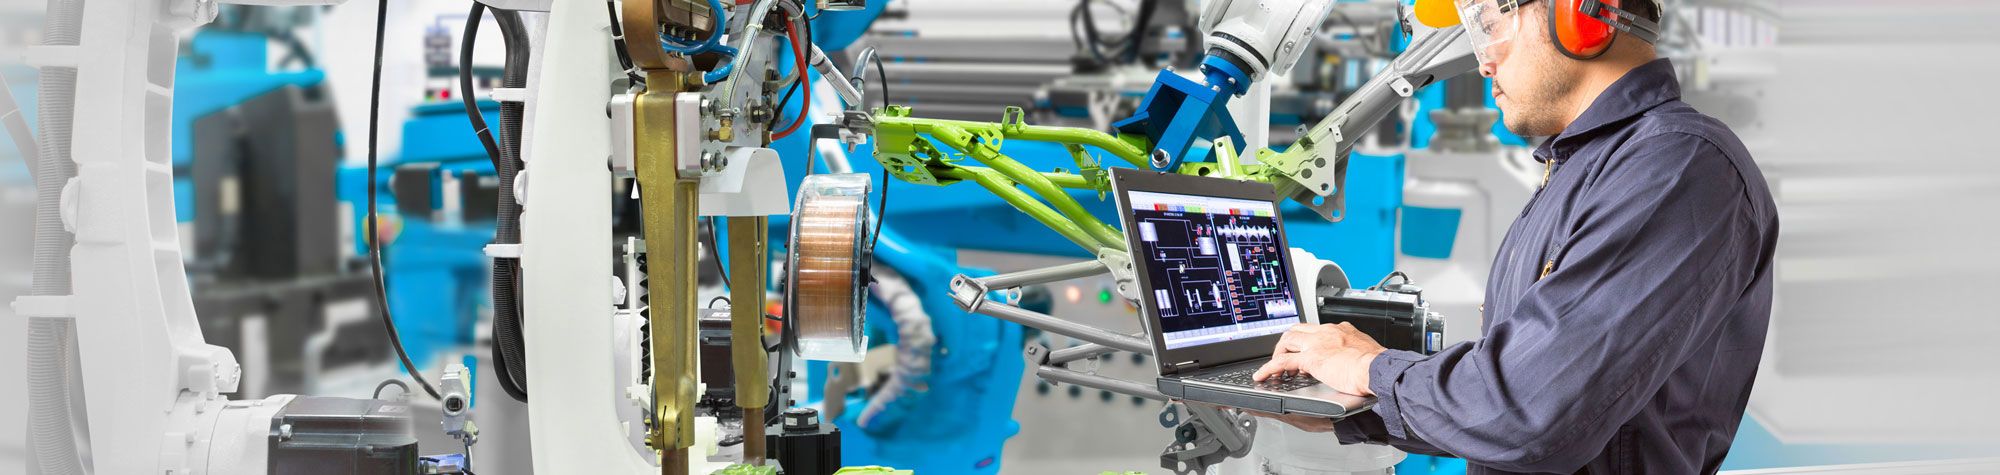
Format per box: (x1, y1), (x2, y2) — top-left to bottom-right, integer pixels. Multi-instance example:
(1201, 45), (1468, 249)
(1150, 149), (1172, 168)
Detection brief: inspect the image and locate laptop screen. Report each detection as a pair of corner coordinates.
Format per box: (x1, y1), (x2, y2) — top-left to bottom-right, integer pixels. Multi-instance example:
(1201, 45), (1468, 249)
(1127, 190), (1302, 351)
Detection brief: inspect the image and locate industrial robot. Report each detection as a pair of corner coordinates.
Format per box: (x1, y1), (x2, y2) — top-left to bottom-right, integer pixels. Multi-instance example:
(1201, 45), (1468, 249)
(13, 0), (1480, 473)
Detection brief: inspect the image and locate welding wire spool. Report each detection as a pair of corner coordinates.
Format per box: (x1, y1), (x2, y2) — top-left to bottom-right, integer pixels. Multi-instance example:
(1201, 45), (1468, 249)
(785, 174), (874, 362)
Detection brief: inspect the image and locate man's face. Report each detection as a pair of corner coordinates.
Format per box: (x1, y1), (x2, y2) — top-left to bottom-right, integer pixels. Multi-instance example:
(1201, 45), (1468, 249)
(1477, 3), (1580, 137)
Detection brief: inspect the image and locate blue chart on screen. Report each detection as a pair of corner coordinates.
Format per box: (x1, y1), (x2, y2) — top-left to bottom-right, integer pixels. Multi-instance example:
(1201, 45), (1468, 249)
(1129, 191), (1300, 350)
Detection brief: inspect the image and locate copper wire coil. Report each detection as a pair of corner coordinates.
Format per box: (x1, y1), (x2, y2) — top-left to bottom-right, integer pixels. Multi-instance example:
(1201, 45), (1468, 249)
(786, 188), (869, 360)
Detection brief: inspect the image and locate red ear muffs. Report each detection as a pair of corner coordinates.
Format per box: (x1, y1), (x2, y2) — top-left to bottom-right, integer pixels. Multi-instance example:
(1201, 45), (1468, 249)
(1549, 0), (1662, 60)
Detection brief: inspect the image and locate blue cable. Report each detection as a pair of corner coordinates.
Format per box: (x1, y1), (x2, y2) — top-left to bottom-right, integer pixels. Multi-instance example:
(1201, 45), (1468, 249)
(659, 0), (729, 52)
(656, 0), (744, 84)
(703, 61), (735, 84)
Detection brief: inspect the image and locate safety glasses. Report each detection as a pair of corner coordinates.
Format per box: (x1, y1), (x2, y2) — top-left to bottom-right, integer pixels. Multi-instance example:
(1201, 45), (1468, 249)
(1456, 0), (1536, 65)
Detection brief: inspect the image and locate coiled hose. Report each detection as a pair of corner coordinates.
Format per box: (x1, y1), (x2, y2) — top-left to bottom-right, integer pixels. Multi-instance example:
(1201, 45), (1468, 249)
(489, 8), (532, 401)
(28, 0), (88, 472)
(856, 267), (935, 429)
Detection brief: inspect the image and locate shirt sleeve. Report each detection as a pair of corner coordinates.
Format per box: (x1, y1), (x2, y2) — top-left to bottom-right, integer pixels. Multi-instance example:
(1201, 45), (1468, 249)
(1342, 133), (1765, 472)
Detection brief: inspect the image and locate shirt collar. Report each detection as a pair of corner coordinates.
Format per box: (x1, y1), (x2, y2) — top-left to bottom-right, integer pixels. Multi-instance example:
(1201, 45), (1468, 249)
(1533, 58), (1682, 162)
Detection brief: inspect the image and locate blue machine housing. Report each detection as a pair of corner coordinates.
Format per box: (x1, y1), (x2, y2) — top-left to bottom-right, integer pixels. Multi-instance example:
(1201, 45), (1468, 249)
(335, 101), (503, 368)
(172, 31), (328, 223)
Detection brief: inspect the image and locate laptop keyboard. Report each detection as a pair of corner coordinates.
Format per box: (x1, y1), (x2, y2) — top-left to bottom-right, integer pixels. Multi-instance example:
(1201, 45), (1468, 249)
(1194, 367), (1320, 392)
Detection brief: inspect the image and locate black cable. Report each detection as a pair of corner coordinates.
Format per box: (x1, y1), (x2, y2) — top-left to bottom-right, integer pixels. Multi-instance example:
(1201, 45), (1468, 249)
(1373, 271), (1410, 290)
(798, 16), (818, 176)
(764, 338), (789, 426)
(277, 33), (317, 69)
(708, 295), (732, 309)
(605, 0), (646, 86)
(868, 52), (889, 251)
(768, 80), (800, 132)
(1073, 1), (1109, 63)
(489, 7), (533, 403)
(373, 378), (411, 400)
(1120, 0), (1157, 62)
(460, 3), (502, 169)
(366, 0), (442, 401)
(870, 47), (888, 110)
(1071, 0), (1153, 64)
(707, 216), (732, 289)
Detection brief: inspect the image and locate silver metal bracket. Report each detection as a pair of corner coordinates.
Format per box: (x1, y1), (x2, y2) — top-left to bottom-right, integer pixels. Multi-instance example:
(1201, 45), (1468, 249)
(1160, 403), (1257, 475)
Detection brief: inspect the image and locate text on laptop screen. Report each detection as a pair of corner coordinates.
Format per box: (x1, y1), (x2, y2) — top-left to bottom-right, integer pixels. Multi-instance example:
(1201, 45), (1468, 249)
(1128, 190), (1300, 350)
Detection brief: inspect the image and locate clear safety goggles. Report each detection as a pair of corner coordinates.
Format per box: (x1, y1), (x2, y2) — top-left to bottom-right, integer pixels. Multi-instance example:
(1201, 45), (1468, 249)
(1456, 0), (1535, 65)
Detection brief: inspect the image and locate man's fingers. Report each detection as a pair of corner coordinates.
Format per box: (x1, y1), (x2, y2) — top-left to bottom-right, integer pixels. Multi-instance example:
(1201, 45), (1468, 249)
(1273, 327), (1307, 353)
(1255, 353), (1300, 381)
(1275, 324), (1331, 352)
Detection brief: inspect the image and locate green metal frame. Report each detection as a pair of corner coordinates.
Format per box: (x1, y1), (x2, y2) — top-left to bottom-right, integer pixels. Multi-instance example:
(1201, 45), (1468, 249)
(869, 105), (1305, 255)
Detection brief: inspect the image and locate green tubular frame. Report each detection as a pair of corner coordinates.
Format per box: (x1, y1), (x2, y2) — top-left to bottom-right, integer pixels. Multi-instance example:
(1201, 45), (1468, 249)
(870, 105), (1294, 255)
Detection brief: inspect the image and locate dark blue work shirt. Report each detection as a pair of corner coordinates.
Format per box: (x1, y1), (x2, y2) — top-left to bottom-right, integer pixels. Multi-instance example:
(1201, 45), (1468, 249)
(1333, 58), (1779, 474)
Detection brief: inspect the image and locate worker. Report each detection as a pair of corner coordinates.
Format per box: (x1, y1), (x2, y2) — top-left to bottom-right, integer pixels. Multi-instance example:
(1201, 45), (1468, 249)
(1244, 0), (1778, 472)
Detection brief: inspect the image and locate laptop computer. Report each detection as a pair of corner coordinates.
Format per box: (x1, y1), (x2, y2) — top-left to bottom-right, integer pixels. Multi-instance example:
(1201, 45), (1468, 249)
(1111, 168), (1374, 418)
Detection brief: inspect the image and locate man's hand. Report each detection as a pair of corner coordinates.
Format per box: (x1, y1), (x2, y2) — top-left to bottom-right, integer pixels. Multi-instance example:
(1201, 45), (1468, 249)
(1253, 322), (1387, 396)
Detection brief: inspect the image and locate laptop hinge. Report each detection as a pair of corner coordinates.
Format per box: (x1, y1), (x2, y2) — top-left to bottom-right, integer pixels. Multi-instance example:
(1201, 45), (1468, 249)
(1165, 360), (1201, 375)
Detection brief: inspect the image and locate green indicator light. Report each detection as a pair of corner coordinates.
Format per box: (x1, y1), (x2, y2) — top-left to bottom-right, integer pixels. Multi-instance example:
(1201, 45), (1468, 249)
(1098, 289), (1114, 303)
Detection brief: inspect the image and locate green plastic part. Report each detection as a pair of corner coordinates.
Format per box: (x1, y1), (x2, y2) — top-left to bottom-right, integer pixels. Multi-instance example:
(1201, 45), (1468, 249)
(712, 464), (779, 475)
(865, 104), (1326, 255)
(833, 466), (914, 475)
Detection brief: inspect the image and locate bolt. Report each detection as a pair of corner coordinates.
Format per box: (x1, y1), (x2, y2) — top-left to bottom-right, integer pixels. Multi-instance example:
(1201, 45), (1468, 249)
(1151, 149), (1172, 168)
(278, 423), (294, 441)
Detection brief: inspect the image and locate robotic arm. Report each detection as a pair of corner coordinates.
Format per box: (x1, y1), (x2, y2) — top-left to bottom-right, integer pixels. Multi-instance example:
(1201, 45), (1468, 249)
(861, 0), (1480, 239)
(1265, 23), (1477, 221)
(1197, 0), (1340, 92)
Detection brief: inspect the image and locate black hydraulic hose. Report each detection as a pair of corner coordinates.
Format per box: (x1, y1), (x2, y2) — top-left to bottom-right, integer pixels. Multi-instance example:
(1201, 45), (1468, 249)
(460, 2), (502, 169)
(366, 0), (444, 401)
(1075, 1), (1109, 63)
(489, 7), (532, 402)
(1122, 0), (1159, 62)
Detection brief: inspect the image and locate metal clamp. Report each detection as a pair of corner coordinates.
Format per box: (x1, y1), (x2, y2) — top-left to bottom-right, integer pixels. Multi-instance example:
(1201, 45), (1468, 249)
(1160, 403), (1257, 475)
(948, 274), (993, 313)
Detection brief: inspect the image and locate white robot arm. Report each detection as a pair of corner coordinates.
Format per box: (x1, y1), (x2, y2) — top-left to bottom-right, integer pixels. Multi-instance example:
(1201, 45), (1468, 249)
(1146, 0), (1481, 220)
(1198, 0), (1340, 85)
